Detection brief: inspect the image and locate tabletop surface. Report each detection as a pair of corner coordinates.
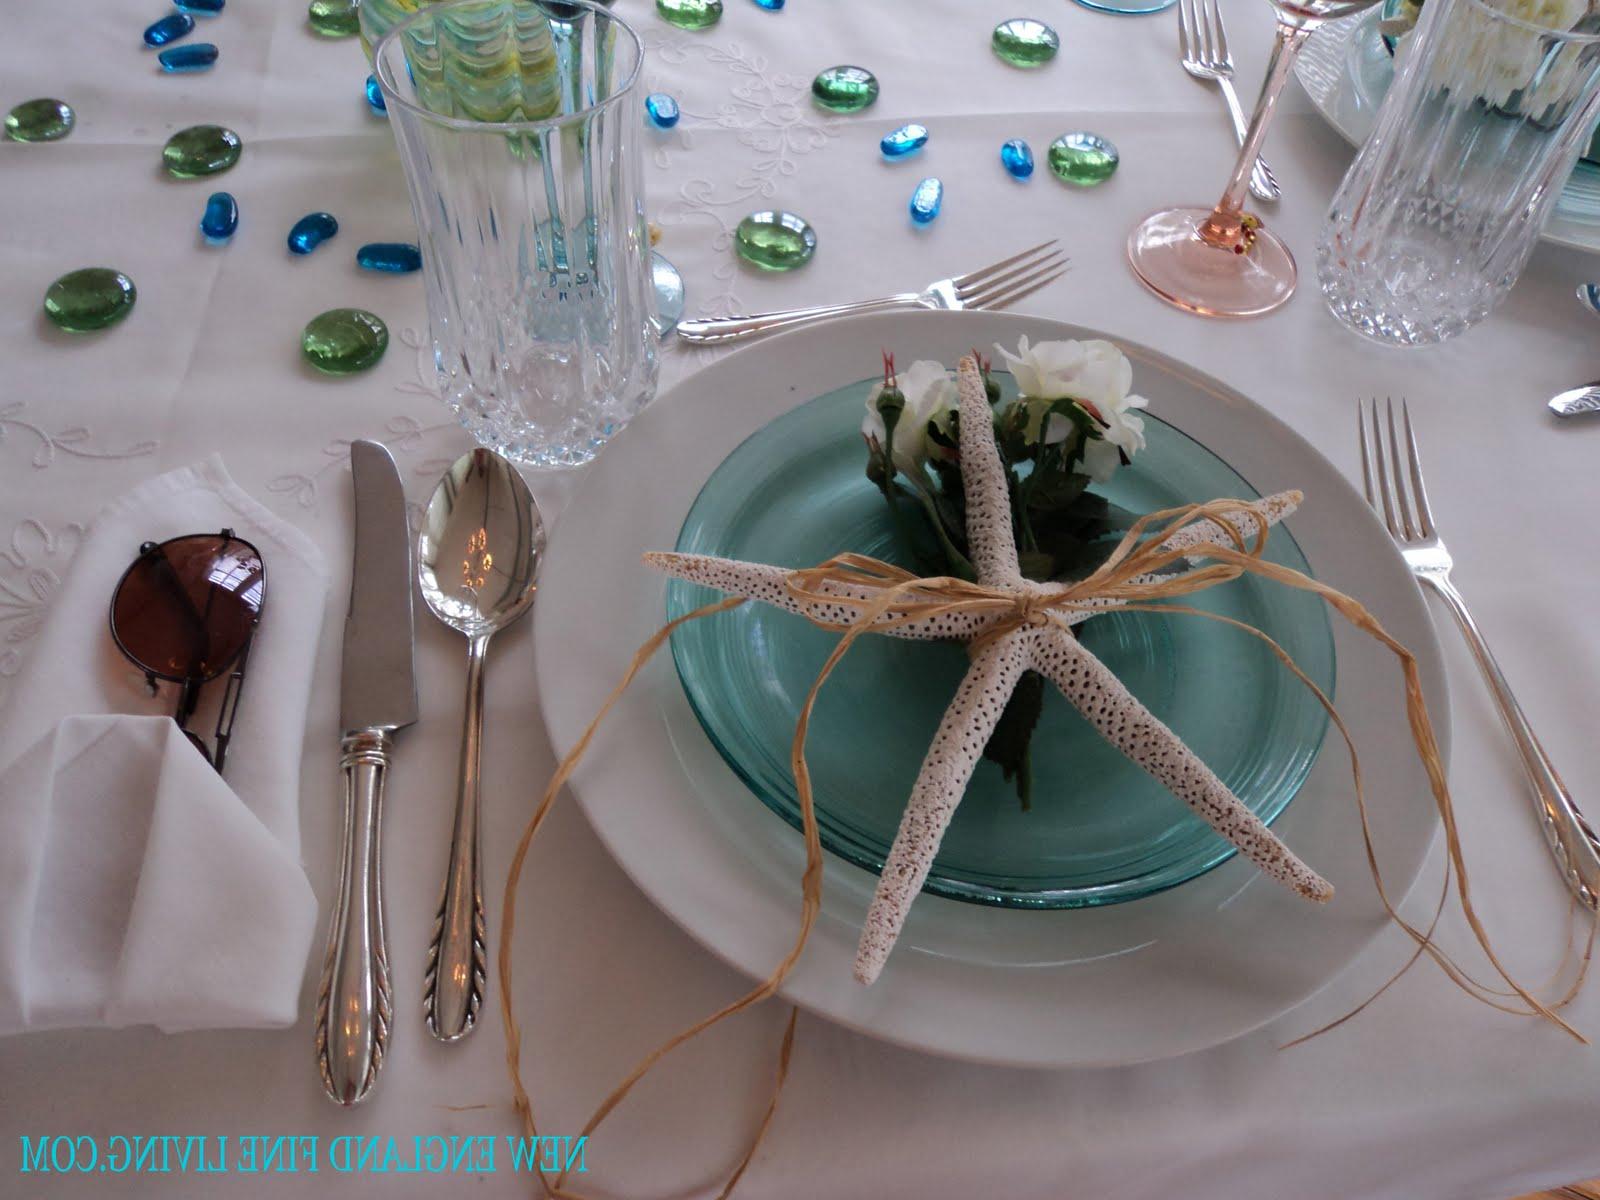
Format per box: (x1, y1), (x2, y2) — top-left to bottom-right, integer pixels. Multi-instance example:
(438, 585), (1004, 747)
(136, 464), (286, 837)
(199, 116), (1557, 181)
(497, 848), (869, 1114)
(3, 1), (1600, 1198)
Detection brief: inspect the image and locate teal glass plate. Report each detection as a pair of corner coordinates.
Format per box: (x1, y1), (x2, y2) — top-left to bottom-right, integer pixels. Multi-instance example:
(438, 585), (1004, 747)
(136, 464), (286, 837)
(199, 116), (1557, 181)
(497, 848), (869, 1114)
(666, 375), (1335, 908)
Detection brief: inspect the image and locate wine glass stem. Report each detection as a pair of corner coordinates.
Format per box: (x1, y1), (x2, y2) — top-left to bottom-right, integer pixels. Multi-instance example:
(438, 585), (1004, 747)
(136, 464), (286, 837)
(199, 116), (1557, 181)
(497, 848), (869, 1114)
(1198, 20), (1314, 250)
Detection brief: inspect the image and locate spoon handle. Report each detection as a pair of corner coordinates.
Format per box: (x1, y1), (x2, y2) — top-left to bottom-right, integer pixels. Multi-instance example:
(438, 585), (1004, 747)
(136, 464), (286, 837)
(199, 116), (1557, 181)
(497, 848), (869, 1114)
(424, 634), (490, 1041)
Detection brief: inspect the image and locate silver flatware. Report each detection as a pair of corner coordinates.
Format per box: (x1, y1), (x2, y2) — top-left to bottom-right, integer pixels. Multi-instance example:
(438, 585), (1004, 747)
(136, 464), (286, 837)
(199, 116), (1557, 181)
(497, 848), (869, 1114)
(417, 449), (543, 1042)
(1550, 384), (1600, 417)
(316, 439), (418, 1106)
(1358, 398), (1600, 909)
(674, 240), (1068, 346)
(1179, 0), (1280, 203)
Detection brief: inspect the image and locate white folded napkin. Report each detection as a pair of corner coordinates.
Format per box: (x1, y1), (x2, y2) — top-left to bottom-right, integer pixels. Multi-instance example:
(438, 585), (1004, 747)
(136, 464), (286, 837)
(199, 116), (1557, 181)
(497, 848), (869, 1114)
(0, 457), (326, 1035)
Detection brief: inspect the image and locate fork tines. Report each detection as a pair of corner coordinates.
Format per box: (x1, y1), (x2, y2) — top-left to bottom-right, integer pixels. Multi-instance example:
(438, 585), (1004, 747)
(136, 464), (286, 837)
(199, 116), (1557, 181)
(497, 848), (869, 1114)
(952, 239), (1070, 312)
(1358, 397), (1436, 541)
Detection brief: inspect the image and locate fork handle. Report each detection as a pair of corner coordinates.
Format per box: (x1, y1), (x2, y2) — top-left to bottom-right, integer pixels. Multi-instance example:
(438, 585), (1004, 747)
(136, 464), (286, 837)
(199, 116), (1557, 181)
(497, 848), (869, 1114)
(1422, 573), (1600, 909)
(1215, 76), (1280, 203)
(676, 292), (923, 345)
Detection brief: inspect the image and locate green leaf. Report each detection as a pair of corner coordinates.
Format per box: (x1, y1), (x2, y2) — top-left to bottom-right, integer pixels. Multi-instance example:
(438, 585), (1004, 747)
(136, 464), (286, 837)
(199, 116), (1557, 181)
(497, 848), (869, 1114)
(982, 669), (1046, 810)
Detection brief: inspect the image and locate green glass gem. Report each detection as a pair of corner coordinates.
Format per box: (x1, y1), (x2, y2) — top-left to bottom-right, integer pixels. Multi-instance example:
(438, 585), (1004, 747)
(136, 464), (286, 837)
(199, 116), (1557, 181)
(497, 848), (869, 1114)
(656, 0), (723, 30)
(992, 18), (1059, 68)
(734, 210), (816, 272)
(302, 308), (389, 375)
(5, 98), (75, 143)
(307, 0), (360, 37)
(1048, 131), (1119, 186)
(43, 268), (136, 333)
(162, 124), (242, 178)
(811, 65), (878, 113)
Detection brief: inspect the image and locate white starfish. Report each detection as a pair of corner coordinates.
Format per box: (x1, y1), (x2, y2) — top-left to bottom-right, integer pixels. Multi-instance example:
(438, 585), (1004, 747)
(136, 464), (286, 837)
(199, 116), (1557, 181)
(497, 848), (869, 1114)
(648, 357), (1332, 986)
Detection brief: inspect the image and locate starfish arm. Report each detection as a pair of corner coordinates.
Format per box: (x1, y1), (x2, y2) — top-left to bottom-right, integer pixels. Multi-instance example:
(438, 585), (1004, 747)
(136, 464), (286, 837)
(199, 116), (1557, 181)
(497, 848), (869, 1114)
(1028, 629), (1334, 904)
(954, 356), (1021, 588)
(1156, 490), (1302, 559)
(643, 551), (1012, 642)
(854, 629), (1035, 985)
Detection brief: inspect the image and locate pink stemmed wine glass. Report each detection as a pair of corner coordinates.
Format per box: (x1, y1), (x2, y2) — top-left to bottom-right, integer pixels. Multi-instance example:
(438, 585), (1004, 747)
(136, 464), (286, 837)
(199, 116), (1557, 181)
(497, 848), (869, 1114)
(1128, 0), (1381, 318)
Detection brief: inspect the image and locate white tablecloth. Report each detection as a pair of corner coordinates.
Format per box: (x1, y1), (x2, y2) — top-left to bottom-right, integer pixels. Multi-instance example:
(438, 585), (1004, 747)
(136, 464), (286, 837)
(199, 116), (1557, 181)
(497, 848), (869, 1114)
(3, 1), (1600, 1196)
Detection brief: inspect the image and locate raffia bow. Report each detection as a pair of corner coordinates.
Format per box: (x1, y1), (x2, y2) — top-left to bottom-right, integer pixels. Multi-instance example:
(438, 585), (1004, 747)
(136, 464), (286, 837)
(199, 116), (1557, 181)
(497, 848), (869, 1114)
(497, 495), (1586, 1200)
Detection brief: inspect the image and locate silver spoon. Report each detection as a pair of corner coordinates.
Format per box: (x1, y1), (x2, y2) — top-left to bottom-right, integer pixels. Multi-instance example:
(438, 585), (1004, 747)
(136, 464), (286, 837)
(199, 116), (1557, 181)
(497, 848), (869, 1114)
(417, 448), (543, 1042)
(1551, 285), (1600, 417)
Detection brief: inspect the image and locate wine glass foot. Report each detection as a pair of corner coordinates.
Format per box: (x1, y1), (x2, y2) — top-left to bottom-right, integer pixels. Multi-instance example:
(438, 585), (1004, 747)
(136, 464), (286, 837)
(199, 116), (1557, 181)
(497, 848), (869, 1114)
(1127, 206), (1297, 318)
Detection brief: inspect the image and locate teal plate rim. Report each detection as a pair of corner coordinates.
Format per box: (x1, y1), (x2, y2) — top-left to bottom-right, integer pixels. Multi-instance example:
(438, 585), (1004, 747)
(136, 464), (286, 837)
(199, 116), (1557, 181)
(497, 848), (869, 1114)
(665, 377), (1336, 909)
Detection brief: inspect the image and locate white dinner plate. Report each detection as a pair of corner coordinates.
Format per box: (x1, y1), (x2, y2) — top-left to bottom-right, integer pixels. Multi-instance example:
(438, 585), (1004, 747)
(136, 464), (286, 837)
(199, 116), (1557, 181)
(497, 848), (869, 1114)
(1295, 7), (1600, 255)
(533, 310), (1449, 1069)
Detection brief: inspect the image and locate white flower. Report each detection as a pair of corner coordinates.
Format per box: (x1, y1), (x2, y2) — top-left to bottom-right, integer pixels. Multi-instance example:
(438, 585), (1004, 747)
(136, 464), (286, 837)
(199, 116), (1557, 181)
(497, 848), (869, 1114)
(862, 359), (958, 470)
(994, 335), (1149, 480)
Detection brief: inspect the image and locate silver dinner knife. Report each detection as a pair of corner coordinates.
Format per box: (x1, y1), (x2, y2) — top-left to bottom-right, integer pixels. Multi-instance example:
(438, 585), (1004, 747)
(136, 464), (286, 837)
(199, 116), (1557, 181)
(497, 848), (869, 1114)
(315, 439), (418, 1107)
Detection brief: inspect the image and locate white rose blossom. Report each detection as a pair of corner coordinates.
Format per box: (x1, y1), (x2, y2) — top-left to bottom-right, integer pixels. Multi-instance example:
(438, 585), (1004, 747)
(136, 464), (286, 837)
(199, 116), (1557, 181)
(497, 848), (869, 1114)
(861, 358), (958, 471)
(993, 336), (1149, 482)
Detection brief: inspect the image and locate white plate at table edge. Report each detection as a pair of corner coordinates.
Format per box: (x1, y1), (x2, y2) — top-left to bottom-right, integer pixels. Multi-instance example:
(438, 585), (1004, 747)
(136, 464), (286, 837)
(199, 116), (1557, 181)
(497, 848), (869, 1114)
(1295, 7), (1600, 255)
(533, 309), (1449, 1069)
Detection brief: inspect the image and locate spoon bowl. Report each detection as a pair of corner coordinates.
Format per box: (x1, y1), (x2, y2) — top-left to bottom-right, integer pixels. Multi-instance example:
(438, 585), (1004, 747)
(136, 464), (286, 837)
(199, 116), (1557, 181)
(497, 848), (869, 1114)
(416, 448), (543, 1042)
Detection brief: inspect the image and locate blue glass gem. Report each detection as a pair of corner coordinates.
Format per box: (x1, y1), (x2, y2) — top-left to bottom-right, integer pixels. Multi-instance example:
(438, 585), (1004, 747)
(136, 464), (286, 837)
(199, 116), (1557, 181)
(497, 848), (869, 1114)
(158, 42), (218, 71)
(880, 123), (928, 160)
(365, 74), (386, 114)
(174, 0), (224, 12)
(356, 242), (422, 273)
(288, 212), (338, 254)
(1000, 138), (1034, 179)
(144, 12), (195, 46)
(751, 0), (784, 8)
(909, 177), (943, 224)
(200, 191), (238, 241)
(644, 93), (679, 129)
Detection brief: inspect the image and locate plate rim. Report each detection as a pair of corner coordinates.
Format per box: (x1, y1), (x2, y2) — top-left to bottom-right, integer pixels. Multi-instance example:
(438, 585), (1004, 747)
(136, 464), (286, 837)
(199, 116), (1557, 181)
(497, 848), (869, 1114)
(533, 309), (1451, 1069)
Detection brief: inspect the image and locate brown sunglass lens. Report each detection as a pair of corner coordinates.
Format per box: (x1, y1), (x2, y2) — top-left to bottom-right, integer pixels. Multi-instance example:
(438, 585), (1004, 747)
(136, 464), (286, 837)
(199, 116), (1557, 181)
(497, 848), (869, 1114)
(111, 535), (264, 682)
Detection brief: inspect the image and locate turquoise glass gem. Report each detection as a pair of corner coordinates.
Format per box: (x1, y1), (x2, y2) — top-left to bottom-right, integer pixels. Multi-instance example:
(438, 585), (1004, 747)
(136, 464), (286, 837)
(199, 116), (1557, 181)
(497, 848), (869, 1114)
(200, 191), (238, 241)
(159, 42), (218, 71)
(175, 0), (224, 12)
(43, 268), (137, 332)
(752, 0), (784, 8)
(144, 12), (195, 46)
(644, 93), (679, 129)
(880, 123), (928, 160)
(656, 0), (722, 30)
(1001, 138), (1034, 179)
(162, 125), (241, 176)
(301, 308), (388, 375)
(812, 65), (878, 112)
(1049, 131), (1120, 186)
(652, 252), (685, 335)
(734, 210), (816, 271)
(991, 18), (1060, 68)
(365, 74), (386, 114)
(356, 242), (422, 273)
(307, 0), (359, 37)
(909, 177), (943, 224)
(5, 99), (74, 143)
(288, 212), (338, 254)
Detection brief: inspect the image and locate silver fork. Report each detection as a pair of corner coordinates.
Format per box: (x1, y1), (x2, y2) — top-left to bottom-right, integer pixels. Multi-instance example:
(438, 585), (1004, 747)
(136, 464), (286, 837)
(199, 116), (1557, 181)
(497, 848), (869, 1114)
(1358, 398), (1600, 909)
(1179, 0), (1281, 203)
(674, 240), (1069, 346)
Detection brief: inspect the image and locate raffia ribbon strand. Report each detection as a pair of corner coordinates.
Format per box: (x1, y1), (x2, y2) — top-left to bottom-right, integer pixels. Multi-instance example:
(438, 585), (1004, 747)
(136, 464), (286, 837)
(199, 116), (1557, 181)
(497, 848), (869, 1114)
(499, 498), (1582, 1200)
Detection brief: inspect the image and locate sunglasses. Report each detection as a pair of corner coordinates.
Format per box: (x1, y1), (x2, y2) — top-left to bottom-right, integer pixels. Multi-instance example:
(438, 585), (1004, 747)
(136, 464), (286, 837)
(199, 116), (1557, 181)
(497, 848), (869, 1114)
(108, 529), (266, 775)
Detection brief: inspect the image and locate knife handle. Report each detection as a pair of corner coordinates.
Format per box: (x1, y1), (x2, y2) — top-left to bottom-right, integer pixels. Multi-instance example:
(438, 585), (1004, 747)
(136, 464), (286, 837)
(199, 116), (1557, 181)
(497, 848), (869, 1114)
(315, 728), (394, 1107)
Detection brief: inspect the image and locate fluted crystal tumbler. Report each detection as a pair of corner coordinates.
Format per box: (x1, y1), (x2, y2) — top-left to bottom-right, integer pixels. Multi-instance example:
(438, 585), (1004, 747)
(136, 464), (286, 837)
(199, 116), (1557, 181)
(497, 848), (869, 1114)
(1318, 0), (1600, 346)
(375, 0), (657, 467)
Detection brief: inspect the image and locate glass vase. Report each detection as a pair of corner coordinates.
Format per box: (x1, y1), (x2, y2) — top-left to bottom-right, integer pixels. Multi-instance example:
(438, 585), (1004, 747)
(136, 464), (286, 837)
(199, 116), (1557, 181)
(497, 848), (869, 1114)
(1317, 0), (1600, 346)
(374, 0), (657, 468)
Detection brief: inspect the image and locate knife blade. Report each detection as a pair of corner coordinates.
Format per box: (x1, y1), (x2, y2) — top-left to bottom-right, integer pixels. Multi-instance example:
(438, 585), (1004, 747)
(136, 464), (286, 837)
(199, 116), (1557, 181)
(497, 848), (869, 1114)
(315, 439), (417, 1107)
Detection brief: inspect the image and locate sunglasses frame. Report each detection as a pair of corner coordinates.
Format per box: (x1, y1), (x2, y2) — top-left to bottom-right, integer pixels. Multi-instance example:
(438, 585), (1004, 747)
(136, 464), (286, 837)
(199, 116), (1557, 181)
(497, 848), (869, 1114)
(108, 528), (266, 775)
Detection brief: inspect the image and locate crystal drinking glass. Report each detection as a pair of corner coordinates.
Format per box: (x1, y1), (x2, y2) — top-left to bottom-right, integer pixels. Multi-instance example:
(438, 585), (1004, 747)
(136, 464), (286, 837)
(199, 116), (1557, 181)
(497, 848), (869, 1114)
(1127, 0), (1380, 318)
(374, 0), (657, 468)
(1318, 0), (1600, 345)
